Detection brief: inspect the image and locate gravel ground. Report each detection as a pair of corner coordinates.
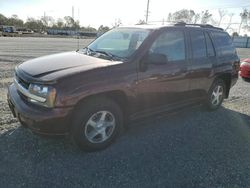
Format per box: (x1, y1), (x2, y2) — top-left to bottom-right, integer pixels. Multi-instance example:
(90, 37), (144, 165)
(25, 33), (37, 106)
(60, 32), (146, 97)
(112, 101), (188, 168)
(0, 37), (250, 188)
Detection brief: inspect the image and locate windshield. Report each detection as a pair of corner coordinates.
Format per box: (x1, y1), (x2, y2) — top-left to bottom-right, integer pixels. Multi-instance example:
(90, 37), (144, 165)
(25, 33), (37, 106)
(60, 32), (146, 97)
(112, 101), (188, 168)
(87, 28), (150, 59)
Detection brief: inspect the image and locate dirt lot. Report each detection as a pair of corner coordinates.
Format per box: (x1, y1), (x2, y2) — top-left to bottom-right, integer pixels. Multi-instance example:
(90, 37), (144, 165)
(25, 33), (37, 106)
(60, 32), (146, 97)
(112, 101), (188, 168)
(0, 37), (250, 187)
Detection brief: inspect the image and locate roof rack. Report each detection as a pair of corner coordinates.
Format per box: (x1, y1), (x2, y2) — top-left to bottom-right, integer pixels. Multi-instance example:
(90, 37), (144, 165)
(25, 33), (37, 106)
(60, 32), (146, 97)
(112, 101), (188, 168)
(174, 22), (224, 31)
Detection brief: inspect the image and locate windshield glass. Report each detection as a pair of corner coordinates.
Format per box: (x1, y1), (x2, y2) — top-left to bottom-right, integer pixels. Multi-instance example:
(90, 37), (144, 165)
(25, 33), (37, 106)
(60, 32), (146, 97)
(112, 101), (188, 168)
(87, 28), (150, 59)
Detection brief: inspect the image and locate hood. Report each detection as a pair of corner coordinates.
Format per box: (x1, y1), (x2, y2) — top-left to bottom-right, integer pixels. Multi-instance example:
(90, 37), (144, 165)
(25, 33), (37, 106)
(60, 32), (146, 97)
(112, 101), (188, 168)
(18, 51), (122, 81)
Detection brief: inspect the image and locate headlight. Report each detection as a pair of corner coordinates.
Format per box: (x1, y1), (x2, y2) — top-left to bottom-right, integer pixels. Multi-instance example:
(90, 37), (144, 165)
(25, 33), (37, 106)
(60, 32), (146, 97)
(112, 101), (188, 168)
(28, 84), (56, 108)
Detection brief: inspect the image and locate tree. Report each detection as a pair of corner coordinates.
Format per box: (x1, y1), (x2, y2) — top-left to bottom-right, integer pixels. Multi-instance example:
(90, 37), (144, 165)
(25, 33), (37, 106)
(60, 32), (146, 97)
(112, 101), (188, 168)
(112, 18), (122, 28)
(48, 16), (55, 27)
(171, 9), (195, 23)
(238, 9), (249, 34)
(98, 25), (110, 33)
(56, 18), (64, 28)
(189, 10), (195, 23)
(0, 14), (8, 25)
(25, 17), (44, 31)
(8, 14), (24, 27)
(64, 16), (74, 27)
(167, 9), (212, 24)
(167, 13), (172, 22)
(40, 16), (48, 27)
(63, 16), (80, 29)
(225, 13), (234, 31)
(193, 13), (200, 24)
(74, 20), (80, 29)
(200, 10), (212, 24)
(80, 26), (97, 32)
(232, 32), (239, 37)
(11, 14), (18, 19)
(210, 18), (219, 26)
(136, 20), (146, 25)
(218, 9), (227, 26)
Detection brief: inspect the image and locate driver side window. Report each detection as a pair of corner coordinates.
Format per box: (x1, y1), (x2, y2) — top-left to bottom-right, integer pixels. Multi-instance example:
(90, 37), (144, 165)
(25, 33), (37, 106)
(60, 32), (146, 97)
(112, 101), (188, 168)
(150, 30), (186, 62)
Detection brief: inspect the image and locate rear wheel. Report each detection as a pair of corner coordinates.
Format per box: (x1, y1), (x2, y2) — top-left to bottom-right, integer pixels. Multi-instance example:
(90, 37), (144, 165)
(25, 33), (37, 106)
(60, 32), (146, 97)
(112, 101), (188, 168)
(205, 79), (226, 110)
(71, 97), (123, 151)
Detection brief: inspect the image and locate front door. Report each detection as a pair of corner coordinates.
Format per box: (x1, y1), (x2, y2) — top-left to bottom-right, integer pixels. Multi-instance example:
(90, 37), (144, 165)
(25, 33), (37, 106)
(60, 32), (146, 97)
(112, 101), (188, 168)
(135, 29), (190, 113)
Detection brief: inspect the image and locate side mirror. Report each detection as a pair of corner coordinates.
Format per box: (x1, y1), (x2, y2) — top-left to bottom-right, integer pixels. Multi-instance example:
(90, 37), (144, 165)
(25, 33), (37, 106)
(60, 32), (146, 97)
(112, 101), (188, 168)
(147, 53), (168, 65)
(139, 53), (168, 72)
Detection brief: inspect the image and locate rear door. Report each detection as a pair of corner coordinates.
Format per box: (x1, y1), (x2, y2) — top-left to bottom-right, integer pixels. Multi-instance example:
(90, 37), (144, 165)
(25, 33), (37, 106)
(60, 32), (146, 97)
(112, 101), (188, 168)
(210, 31), (239, 78)
(188, 29), (215, 99)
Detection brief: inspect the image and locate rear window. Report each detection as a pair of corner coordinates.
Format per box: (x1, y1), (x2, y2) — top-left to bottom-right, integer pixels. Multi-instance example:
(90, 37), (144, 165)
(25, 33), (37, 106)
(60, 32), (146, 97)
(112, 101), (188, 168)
(190, 30), (206, 58)
(211, 31), (235, 56)
(205, 32), (215, 57)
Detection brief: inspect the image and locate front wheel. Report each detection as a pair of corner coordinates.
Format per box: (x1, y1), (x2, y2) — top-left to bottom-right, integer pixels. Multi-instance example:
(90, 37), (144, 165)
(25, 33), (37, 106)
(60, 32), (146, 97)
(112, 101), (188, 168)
(70, 97), (123, 151)
(205, 79), (226, 110)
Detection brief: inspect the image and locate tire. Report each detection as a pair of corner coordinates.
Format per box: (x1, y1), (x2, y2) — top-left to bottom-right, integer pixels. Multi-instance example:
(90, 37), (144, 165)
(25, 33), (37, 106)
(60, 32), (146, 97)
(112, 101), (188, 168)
(205, 79), (226, 111)
(242, 77), (250, 82)
(70, 97), (123, 151)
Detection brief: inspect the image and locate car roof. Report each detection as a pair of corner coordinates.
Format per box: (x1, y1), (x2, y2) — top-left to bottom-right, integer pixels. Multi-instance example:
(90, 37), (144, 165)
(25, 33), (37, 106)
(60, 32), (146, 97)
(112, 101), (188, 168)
(119, 24), (171, 30)
(119, 22), (224, 32)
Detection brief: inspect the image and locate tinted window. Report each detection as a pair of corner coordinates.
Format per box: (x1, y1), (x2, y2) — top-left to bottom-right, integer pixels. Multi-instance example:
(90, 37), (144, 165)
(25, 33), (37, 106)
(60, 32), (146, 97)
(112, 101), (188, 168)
(150, 30), (185, 62)
(205, 33), (215, 57)
(190, 30), (206, 58)
(211, 31), (235, 56)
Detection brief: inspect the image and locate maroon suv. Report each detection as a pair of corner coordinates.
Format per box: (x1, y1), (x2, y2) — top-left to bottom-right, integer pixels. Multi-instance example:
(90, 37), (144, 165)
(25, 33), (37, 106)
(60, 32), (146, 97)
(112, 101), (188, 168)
(8, 23), (239, 151)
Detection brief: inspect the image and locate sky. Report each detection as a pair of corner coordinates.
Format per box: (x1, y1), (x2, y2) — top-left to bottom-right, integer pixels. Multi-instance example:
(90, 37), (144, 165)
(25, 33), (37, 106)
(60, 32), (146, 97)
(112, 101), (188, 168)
(0, 0), (250, 30)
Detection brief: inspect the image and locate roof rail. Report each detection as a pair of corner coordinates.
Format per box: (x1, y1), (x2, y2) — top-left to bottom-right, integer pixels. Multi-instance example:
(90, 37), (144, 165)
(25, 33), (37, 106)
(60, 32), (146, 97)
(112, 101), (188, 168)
(174, 22), (224, 31)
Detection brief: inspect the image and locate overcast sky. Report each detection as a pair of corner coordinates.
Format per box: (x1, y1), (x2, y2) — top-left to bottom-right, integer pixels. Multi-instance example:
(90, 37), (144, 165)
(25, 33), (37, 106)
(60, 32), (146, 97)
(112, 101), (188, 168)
(0, 0), (250, 28)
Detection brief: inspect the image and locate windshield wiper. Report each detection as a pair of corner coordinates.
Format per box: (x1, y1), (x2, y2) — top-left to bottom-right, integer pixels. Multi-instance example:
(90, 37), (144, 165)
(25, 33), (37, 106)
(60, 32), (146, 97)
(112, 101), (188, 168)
(84, 47), (94, 54)
(95, 50), (126, 61)
(94, 50), (115, 60)
(82, 47), (123, 61)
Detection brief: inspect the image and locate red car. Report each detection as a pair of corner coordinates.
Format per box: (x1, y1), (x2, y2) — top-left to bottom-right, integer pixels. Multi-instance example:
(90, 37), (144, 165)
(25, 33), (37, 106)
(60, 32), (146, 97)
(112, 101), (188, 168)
(240, 58), (250, 79)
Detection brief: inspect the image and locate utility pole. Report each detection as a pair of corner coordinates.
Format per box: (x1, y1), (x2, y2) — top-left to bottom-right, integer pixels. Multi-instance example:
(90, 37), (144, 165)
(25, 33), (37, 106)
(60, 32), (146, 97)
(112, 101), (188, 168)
(43, 10), (54, 27)
(72, 6), (75, 20)
(145, 0), (150, 23)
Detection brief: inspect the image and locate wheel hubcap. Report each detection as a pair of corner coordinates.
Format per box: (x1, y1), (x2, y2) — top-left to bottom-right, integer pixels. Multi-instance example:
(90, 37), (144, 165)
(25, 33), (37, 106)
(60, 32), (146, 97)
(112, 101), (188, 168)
(84, 111), (115, 143)
(211, 85), (223, 106)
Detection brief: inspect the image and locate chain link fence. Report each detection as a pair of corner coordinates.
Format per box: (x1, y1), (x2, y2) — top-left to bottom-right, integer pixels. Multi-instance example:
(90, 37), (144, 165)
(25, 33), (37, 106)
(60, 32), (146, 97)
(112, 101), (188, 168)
(233, 36), (250, 48)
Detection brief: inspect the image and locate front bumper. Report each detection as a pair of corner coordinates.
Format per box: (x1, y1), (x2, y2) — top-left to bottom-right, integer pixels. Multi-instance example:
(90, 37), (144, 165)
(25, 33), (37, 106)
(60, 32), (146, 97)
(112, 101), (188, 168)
(7, 84), (73, 135)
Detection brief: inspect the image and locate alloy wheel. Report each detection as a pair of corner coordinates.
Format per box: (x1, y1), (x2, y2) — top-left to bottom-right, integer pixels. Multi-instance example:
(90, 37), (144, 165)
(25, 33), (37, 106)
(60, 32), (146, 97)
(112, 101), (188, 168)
(84, 111), (116, 143)
(211, 85), (224, 106)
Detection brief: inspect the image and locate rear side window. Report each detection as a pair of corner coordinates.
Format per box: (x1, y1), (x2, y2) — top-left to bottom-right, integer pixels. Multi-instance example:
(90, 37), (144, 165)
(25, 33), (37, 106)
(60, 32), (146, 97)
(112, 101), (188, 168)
(205, 33), (215, 57)
(150, 30), (185, 62)
(211, 31), (235, 56)
(190, 30), (206, 58)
